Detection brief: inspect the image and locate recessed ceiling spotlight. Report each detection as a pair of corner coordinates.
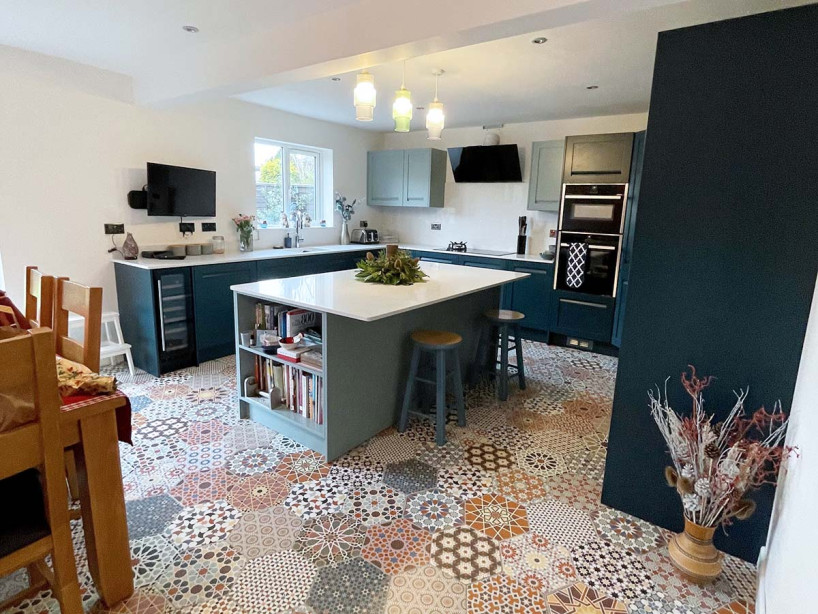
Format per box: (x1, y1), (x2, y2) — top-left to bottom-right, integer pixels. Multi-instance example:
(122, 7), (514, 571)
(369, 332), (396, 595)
(531, 37), (548, 45)
(586, 85), (599, 90)
(416, 106), (425, 111)
(331, 77), (341, 81)
(182, 25), (199, 33)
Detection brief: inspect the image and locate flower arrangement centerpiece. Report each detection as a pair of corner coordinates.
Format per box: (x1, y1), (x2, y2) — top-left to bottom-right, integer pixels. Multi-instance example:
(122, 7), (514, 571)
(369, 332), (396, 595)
(355, 245), (428, 285)
(232, 214), (255, 252)
(651, 366), (789, 583)
(335, 192), (357, 245)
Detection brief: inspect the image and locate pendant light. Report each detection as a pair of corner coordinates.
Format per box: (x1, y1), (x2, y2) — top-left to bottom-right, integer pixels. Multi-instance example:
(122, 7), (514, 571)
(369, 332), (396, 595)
(392, 61), (412, 132)
(426, 69), (445, 140)
(354, 70), (376, 121)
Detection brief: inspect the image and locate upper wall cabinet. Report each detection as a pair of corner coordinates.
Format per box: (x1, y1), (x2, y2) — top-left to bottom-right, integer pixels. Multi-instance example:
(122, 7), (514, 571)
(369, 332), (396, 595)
(527, 140), (565, 211)
(367, 148), (446, 207)
(562, 132), (634, 184)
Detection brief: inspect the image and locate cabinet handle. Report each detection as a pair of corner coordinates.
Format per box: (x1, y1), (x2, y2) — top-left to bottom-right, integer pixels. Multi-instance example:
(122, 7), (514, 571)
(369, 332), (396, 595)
(564, 194), (622, 200)
(561, 298), (607, 309)
(375, 196), (400, 201)
(559, 243), (616, 251)
(157, 280), (167, 352)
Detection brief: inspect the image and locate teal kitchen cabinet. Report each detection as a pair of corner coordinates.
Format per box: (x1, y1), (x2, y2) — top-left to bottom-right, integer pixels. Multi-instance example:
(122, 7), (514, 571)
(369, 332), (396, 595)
(507, 262), (553, 332)
(193, 261), (257, 362)
(549, 290), (615, 343)
(527, 140), (565, 212)
(411, 250), (461, 265)
(562, 132), (634, 184)
(368, 148), (446, 207)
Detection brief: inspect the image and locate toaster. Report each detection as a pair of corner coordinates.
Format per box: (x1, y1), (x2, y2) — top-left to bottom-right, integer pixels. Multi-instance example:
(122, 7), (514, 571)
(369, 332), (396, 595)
(351, 228), (379, 244)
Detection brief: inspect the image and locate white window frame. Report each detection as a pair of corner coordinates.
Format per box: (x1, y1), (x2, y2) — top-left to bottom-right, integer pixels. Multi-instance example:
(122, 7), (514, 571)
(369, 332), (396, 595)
(254, 137), (330, 229)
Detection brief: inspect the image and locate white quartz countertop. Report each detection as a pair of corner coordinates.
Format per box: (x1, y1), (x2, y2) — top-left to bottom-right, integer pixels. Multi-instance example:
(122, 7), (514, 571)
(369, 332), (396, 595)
(112, 243), (554, 270)
(230, 262), (529, 322)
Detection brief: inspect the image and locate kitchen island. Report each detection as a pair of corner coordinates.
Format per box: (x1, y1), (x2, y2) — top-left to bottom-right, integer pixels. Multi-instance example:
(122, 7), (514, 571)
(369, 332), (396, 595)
(231, 262), (528, 459)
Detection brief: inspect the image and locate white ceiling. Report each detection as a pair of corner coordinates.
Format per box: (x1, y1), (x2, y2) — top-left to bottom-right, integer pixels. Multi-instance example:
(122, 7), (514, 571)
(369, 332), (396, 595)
(235, 0), (808, 131)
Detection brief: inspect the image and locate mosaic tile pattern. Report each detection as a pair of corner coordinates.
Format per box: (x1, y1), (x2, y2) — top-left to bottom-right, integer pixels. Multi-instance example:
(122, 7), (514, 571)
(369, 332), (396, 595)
(2, 341), (756, 613)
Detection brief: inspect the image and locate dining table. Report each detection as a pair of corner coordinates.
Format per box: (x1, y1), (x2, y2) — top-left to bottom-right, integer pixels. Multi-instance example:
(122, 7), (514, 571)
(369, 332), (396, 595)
(60, 390), (134, 607)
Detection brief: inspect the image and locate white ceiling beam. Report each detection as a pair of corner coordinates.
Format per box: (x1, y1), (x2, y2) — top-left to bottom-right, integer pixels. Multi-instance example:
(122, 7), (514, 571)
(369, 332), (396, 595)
(134, 0), (686, 107)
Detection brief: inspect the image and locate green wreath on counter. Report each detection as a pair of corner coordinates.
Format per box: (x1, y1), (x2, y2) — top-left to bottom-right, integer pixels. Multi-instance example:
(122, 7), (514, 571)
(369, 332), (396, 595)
(355, 245), (428, 286)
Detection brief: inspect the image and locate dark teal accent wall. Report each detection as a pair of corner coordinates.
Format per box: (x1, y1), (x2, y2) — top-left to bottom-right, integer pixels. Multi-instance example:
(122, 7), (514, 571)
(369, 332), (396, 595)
(602, 5), (818, 562)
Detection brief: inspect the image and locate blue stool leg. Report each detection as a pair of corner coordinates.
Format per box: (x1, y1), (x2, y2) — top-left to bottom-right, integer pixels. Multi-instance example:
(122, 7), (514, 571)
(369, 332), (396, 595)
(435, 349), (447, 446)
(451, 348), (466, 427)
(499, 324), (509, 401)
(513, 324), (526, 390)
(399, 345), (422, 432)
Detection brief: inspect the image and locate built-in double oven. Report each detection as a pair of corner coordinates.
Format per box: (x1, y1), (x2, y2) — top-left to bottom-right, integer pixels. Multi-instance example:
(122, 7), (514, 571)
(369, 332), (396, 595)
(554, 183), (628, 297)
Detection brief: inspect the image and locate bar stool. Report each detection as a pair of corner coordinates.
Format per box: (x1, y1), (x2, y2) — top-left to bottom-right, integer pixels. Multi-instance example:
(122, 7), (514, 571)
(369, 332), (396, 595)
(480, 309), (527, 401)
(399, 330), (466, 446)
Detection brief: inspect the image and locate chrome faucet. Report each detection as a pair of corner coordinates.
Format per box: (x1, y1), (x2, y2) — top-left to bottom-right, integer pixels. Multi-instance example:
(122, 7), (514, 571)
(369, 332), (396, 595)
(294, 212), (305, 248)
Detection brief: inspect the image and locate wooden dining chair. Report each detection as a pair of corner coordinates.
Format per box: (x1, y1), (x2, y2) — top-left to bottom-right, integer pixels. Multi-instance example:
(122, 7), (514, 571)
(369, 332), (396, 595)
(0, 328), (83, 613)
(54, 278), (103, 502)
(25, 266), (56, 329)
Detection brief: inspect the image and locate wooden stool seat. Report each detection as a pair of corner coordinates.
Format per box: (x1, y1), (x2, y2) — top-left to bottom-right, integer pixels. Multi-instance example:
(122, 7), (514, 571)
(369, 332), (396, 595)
(399, 330), (466, 446)
(410, 330), (463, 348)
(484, 309), (526, 323)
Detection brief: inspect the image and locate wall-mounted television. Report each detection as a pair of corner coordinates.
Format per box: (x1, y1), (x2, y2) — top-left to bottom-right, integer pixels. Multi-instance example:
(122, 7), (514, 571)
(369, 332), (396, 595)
(448, 144), (523, 183)
(147, 162), (216, 217)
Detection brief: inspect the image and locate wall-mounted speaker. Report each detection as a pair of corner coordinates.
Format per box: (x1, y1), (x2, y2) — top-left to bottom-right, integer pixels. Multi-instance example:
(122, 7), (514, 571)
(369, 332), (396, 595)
(128, 190), (147, 210)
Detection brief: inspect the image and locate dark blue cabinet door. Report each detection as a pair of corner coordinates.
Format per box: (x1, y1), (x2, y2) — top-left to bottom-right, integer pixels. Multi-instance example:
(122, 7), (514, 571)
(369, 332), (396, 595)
(412, 250), (461, 265)
(509, 265), (553, 331)
(193, 262), (257, 362)
(550, 291), (615, 342)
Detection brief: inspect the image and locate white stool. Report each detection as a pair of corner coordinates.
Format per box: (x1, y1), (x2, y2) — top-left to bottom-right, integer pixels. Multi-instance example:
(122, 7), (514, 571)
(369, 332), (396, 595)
(69, 311), (135, 375)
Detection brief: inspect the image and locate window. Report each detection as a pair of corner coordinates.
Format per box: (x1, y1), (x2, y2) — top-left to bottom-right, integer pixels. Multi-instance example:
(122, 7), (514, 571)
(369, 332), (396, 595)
(254, 138), (325, 228)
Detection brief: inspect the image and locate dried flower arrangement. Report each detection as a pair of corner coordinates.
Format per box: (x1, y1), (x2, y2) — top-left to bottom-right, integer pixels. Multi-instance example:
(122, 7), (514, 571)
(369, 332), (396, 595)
(651, 366), (789, 529)
(355, 245), (428, 286)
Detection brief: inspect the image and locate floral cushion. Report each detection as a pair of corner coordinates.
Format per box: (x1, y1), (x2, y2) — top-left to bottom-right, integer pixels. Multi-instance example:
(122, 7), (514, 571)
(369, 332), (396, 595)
(56, 357), (117, 398)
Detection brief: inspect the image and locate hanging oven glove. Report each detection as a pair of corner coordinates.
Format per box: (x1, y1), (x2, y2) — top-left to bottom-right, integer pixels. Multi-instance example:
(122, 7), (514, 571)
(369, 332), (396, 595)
(566, 242), (588, 289)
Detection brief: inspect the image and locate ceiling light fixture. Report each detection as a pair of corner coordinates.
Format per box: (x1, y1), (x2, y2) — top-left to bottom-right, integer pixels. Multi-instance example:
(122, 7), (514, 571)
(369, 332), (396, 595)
(353, 70), (376, 121)
(392, 61), (413, 132)
(426, 69), (445, 141)
(331, 77), (341, 82)
(182, 25), (199, 33)
(531, 37), (547, 44)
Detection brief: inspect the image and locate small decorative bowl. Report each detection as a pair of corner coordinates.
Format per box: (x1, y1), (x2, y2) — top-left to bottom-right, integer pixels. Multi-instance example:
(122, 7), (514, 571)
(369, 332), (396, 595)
(279, 334), (303, 351)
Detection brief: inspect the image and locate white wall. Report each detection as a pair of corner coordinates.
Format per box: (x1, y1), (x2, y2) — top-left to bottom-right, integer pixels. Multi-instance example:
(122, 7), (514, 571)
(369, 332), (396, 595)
(759, 276), (818, 613)
(376, 113), (648, 254)
(0, 47), (382, 311)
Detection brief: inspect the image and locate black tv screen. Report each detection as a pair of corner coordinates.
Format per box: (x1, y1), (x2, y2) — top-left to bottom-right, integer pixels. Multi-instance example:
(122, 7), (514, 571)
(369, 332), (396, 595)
(147, 162), (216, 217)
(448, 144), (522, 183)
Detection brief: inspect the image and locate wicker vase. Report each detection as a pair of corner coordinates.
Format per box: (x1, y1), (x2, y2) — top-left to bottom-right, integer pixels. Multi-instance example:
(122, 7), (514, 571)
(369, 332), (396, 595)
(668, 518), (723, 584)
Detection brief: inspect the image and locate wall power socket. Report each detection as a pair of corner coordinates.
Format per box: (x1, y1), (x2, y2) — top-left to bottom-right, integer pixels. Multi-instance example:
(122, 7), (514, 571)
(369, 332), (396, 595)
(202, 222), (217, 232)
(431, 223), (442, 230)
(104, 223), (125, 235)
(179, 222), (195, 236)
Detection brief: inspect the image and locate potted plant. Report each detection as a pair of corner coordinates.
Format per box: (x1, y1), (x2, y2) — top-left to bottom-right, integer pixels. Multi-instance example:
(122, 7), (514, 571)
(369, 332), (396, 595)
(650, 366), (789, 583)
(232, 214), (255, 252)
(335, 193), (357, 245)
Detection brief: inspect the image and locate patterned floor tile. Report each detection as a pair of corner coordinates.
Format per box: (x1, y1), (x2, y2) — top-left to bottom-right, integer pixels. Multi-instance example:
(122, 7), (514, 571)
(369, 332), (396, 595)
(341, 482), (406, 525)
(271, 432), (309, 454)
(328, 451), (385, 488)
(572, 540), (655, 601)
(546, 581), (628, 613)
(90, 587), (171, 613)
(183, 386), (233, 406)
(307, 557), (389, 614)
(178, 419), (230, 445)
(405, 489), (464, 531)
(414, 439), (466, 469)
(641, 550), (735, 611)
(130, 534), (178, 588)
(464, 442), (516, 472)
(170, 467), (232, 506)
(147, 383), (192, 401)
(467, 573), (549, 613)
(429, 526), (501, 582)
(228, 472), (290, 510)
(367, 432), (418, 464)
(135, 415), (189, 441)
(494, 467), (549, 505)
(464, 492), (529, 541)
(284, 477), (348, 519)
(275, 450), (331, 483)
(383, 458), (438, 494)
(385, 564), (468, 613)
(158, 544), (244, 609)
(362, 518), (432, 574)
(228, 506), (303, 558)
(528, 499), (597, 549)
(293, 513), (366, 567)
(181, 442), (229, 473)
(714, 600), (754, 614)
(233, 550), (316, 613)
(223, 420), (276, 452)
(500, 532), (578, 594)
(544, 471), (603, 513)
(437, 465), (495, 499)
(628, 591), (706, 614)
(166, 499), (242, 548)
(126, 494), (183, 540)
(516, 446), (568, 478)
(227, 447), (283, 477)
(510, 408), (548, 432)
(591, 507), (664, 554)
(721, 555), (757, 604)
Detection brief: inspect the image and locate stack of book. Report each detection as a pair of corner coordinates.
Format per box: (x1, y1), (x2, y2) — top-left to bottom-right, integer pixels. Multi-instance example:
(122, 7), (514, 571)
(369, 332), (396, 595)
(300, 349), (323, 370)
(254, 303), (320, 338)
(253, 355), (323, 425)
